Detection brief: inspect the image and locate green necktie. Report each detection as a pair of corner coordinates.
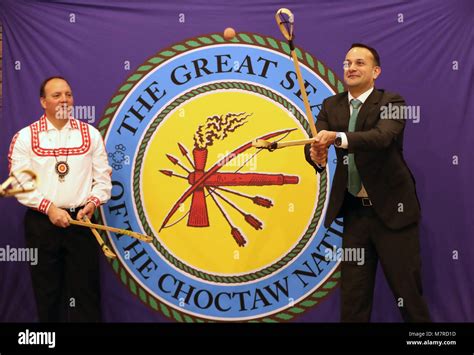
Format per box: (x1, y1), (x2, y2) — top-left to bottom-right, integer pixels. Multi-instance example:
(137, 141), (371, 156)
(348, 99), (362, 196)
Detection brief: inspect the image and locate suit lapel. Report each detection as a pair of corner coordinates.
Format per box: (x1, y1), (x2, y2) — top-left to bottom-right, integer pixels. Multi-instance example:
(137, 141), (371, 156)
(336, 93), (350, 131)
(355, 89), (382, 131)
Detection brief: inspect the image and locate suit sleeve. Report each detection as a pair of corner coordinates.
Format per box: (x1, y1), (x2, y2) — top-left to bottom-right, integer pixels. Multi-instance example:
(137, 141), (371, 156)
(304, 98), (330, 173)
(345, 94), (406, 152)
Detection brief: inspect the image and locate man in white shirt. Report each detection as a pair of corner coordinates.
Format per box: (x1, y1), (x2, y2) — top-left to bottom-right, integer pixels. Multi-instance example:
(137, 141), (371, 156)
(8, 76), (112, 322)
(305, 44), (430, 322)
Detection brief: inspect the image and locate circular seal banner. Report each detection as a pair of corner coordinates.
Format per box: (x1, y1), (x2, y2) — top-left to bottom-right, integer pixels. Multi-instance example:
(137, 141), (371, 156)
(98, 33), (345, 322)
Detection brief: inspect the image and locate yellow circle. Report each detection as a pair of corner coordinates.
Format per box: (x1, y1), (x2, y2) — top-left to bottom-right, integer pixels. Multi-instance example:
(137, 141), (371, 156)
(141, 90), (318, 275)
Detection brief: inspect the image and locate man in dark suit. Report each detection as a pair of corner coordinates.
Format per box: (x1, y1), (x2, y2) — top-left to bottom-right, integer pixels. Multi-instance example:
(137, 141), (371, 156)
(305, 43), (430, 322)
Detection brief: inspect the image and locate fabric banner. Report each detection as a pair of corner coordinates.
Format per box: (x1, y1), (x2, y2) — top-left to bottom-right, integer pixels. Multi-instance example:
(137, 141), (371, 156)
(0, 0), (472, 322)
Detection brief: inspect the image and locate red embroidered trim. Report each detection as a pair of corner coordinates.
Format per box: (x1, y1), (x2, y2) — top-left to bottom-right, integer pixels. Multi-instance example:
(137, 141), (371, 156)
(30, 118), (91, 156)
(87, 196), (101, 208)
(70, 119), (79, 130)
(87, 196), (100, 208)
(39, 115), (47, 132)
(38, 199), (52, 214)
(7, 132), (20, 173)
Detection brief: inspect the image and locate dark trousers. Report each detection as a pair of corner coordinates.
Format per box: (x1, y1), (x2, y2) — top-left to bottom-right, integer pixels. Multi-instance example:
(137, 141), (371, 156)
(25, 209), (101, 322)
(340, 192), (431, 322)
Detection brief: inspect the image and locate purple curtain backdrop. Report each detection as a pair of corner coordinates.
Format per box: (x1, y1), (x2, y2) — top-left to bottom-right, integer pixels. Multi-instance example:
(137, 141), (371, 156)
(0, 0), (472, 322)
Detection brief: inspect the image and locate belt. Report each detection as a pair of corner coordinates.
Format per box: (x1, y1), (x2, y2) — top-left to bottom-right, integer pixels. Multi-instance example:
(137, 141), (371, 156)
(345, 192), (373, 208)
(65, 206), (85, 215)
(29, 205), (85, 213)
(359, 197), (372, 207)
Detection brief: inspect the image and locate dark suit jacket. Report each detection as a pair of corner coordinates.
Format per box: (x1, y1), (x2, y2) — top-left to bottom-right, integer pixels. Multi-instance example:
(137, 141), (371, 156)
(305, 89), (420, 230)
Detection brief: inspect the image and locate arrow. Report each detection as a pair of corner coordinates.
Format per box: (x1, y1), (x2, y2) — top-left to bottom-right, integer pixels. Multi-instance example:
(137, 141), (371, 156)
(207, 187), (246, 246)
(212, 186), (273, 208)
(208, 188), (263, 230)
(177, 142), (195, 169)
(166, 154), (192, 174)
(159, 170), (187, 180)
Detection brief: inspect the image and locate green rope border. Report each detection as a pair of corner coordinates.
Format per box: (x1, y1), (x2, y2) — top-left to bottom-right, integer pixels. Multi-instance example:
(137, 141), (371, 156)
(97, 33), (345, 322)
(132, 81), (327, 283)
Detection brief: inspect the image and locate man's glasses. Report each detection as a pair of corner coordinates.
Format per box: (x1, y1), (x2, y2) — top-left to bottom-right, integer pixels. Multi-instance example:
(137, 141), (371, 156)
(343, 60), (367, 70)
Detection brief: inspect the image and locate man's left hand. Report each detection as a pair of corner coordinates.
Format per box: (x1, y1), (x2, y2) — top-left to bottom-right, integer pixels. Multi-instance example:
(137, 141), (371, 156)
(77, 202), (96, 221)
(313, 130), (337, 149)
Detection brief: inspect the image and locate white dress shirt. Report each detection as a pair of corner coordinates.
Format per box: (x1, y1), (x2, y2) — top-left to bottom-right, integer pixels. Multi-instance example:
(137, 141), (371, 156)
(8, 115), (112, 214)
(338, 87), (374, 149)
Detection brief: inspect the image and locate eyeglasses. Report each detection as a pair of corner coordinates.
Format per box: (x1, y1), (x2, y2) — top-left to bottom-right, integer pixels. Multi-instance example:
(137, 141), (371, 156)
(343, 60), (367, 70)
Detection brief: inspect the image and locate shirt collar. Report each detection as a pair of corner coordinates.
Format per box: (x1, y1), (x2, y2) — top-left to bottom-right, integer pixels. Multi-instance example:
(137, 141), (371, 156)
(348, 87), (374, 105)
(40, 114), (78, 132)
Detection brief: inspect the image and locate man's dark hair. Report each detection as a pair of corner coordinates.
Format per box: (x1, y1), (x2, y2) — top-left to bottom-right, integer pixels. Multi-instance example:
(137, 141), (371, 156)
(39, 76), (70, 98)
(350, 43), (380, 67)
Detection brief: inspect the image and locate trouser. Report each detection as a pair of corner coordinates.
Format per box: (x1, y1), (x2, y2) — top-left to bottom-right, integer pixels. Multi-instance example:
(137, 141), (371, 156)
(25, 208), (101, 322)
(340, 192), (431, 322)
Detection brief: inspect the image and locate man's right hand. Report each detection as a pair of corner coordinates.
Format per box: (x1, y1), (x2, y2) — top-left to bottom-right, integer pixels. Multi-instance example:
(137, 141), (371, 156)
(310, 142), (328, 166)
(47, 204), (71, 228)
